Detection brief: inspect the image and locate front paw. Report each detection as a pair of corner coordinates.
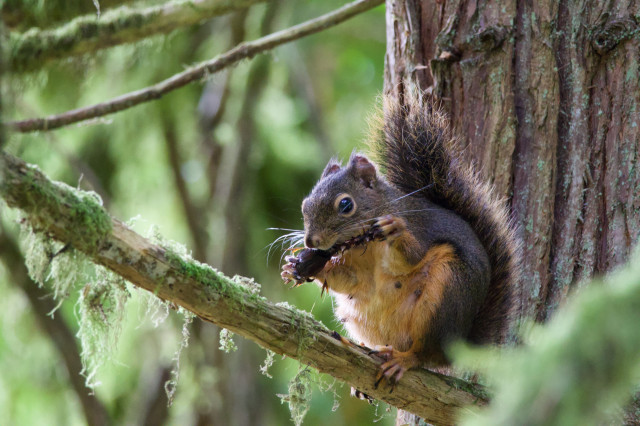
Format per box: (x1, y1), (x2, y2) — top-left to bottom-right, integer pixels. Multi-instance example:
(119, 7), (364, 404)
(371, 215), (406, 241)
(281, 260), (297, 284)
(281, 249), (332, 285)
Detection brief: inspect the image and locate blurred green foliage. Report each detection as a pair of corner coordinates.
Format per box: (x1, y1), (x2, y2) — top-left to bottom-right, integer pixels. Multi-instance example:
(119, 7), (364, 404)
(455, 246), (640, 425)
(1, 1), (391, 425)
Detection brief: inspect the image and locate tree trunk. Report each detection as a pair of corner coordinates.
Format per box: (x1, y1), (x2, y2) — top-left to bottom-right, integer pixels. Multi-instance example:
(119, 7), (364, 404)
(385, 0), (640, 422)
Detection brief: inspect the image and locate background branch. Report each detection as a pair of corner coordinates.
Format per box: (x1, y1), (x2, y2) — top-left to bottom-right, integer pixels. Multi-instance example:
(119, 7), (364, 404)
(9, 0), (266, 73)
(0, 150), (488, 426)
(162, 113), (209, 262)
(7, 0), (385, 134)
(2, 0), (133, 30)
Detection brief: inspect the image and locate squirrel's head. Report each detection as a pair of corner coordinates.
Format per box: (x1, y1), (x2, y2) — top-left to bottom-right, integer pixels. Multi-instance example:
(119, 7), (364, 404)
(301, 153), (389, 250)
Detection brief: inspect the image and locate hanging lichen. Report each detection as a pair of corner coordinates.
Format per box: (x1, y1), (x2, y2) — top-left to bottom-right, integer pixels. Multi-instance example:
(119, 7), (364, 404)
(164, 309), (194, 406)
(20, 224), (58, 285)
(140, 289), (171, 327)
(219, 328), (238, 353)
(278, 367), (313, 426)
(260, 349), (275, 379)
(77, 266), (130, 389)
(48, 246), (91, 310)
(20, 222), (90, 312)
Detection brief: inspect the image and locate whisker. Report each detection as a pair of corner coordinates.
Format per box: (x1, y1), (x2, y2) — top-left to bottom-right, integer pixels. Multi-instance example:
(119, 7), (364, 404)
(336, 207), (441, 236)
(267, 185), (436, 265)
(333, 185), (433, 232)
(265, 229), (304, 264)
(353, 183), (434, 220)
(389, 184), (434, 204)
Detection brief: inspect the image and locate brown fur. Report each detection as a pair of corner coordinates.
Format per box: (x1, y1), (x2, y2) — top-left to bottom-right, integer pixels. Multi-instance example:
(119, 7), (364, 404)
(292, 96), (521, 382)
(374, 98), (522, 344)
(317, 240), (456, 362)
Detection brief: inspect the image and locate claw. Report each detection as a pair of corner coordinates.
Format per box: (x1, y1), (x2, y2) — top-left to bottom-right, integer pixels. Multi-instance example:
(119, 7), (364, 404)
(371, 215), (406, 241)
(320, 279), (329, 297)
(371, 345), (420, 390)
(368, 345), (393, 359)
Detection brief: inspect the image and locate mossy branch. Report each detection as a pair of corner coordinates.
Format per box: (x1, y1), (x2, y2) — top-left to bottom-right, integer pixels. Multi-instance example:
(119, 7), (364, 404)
(9, 0), (266, 73)
(2, 0), (134, 31)
(0, 150), (488, 425)
(7, 0), (385, 133)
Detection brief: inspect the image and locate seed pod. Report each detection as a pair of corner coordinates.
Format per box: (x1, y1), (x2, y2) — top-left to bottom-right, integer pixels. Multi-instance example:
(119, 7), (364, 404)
(283, 224), (381, 285)
(289, 248), (333, 284)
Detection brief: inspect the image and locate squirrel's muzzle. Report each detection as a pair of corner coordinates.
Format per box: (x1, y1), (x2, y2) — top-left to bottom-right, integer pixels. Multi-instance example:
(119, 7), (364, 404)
(305, 233), (322, 248)
(305, 230), (336, 250)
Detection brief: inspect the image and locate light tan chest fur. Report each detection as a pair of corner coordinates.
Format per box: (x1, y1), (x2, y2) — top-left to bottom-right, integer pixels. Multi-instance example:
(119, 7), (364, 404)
(323, 242), (453, 352)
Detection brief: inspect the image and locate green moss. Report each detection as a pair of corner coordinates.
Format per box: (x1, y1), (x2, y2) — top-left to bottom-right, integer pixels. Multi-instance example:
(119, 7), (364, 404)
(9, 5), (154, 71)
(2, 0), (132, 30)
(164, 249), (230, 292)
(438, 370), (491, 404)
(4, 160), (113, 254)
(8, 0), (259, 72)
(162, 245), (270, 313)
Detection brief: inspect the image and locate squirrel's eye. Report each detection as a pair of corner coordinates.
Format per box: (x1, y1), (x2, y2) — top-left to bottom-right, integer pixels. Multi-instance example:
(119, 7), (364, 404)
(338, 197), (354, 214)
(334, 193), (356, 216)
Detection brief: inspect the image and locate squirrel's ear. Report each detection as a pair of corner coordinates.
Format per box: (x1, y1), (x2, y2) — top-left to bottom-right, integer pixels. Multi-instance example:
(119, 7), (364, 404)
(321, 159), (342, 179)
(348, 154), (377, 188)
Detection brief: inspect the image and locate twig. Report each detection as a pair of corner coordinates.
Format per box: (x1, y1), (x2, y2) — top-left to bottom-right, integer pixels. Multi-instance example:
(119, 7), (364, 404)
(7, 0), (385, 134)
(8, 0), (266, 73)
(216, 0), (279, 275)
(286, 45), (334, 159)
(162, 112), (209, 262)
(200, 11), (248, 204)
(0, 149), (488, 426)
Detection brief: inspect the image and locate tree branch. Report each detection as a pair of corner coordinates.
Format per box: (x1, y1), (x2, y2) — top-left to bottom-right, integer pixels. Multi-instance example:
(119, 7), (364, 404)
(8, 0), (266, 73)
(2, 0), (134, 31)
(7, 0), (385, 134)
(162, 111), (209, 262)
(0, 150), (488, 426)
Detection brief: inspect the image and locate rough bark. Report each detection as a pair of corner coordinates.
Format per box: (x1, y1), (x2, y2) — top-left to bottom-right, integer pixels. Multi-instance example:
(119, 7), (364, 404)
(385, 0), (640, 423)
(0, 150), (488, 426)
(384, 0), (640, 325)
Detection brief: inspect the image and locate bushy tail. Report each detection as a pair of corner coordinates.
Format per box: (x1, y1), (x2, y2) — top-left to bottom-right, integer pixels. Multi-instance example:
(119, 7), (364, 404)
(373, 99), (521, 344)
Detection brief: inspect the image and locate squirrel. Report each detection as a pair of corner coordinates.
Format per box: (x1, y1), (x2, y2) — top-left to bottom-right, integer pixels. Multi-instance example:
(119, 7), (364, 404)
(281, 97), (520, 387)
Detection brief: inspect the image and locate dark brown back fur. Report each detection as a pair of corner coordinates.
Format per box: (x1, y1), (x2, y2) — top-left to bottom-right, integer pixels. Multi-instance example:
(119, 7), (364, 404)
(373, 99), (521, 344)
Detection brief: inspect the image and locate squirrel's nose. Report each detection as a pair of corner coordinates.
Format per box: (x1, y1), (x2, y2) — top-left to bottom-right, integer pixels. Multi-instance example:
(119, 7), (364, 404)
(305, 234), (321, 248)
